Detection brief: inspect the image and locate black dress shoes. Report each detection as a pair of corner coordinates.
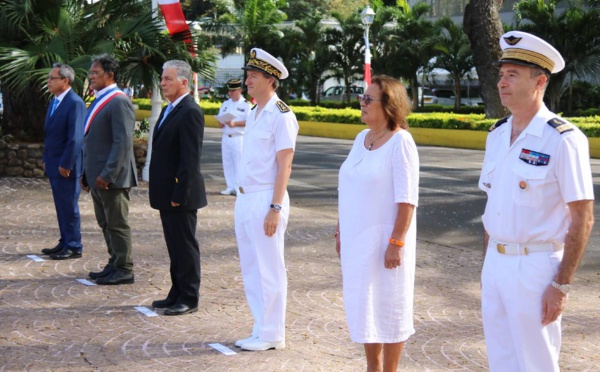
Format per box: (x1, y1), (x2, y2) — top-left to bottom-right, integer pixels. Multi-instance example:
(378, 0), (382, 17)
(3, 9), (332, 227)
(41, 244), (63, 255)
(95, 269), (134, 285)
(50, 248), (82, 260)
(152, 298), (176, 309)
(164, 303), (198, 316)
(89, 264), (114, 279)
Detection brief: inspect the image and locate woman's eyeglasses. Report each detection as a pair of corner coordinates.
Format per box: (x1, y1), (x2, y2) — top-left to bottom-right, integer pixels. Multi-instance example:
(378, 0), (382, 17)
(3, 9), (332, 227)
(360, 94), (381, 106)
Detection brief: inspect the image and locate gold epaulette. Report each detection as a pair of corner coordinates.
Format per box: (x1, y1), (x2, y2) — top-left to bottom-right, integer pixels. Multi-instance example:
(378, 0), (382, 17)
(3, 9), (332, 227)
(547, 117), (574, 134)
(276, 100), (290, 113)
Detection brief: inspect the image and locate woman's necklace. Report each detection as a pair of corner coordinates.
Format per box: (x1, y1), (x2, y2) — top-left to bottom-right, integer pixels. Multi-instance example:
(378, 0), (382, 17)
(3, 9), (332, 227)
(367, 129), (388, 151)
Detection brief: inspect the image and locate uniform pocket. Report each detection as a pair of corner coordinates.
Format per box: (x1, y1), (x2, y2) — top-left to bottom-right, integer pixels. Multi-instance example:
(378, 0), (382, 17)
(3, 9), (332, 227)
(512, 162), (549, 207)
(255, 130), (273, 160)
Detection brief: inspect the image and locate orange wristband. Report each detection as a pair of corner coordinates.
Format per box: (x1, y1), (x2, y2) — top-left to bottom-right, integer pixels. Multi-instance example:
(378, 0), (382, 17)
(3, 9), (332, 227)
(389, 238), (404, 247)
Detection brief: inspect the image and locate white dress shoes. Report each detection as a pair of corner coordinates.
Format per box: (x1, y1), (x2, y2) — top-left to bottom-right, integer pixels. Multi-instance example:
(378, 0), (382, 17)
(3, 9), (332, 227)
(220, 188), (236, 195)
(234, 335), (257, 348)
(240, 338), (285, 351)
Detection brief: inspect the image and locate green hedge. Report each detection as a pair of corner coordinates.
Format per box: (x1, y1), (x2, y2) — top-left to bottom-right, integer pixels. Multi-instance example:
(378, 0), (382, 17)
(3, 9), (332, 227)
(133, 99), (600, 137)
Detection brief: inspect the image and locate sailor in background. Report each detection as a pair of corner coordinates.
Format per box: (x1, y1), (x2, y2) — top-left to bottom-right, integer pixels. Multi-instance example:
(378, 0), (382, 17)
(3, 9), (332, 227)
(217, 78), (250, 196)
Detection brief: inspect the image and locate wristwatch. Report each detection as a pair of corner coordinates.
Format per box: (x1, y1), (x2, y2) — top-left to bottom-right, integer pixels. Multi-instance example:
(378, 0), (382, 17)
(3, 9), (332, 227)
(270, 203), (282, 212)
(551, 280), (571, 295)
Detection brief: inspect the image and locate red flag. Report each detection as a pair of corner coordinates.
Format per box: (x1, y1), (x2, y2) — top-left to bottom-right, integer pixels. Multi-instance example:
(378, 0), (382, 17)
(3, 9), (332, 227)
(158, 0), (194, 55)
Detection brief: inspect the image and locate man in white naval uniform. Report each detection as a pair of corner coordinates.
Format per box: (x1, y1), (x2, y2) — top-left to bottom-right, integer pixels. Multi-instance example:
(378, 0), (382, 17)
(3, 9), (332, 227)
(233, 48), (299, 352)
(479, 31), (594, 371)
(217, 78), (250, 195)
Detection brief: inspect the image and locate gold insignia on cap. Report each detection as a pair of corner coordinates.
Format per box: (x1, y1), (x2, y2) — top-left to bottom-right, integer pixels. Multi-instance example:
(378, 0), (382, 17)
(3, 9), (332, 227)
(246, 57), (282, 79)
(501, 48), (555, 72)
(504, 36), (522, 45)
(251, 50), (256, 59)
(228, 78), (242, 90)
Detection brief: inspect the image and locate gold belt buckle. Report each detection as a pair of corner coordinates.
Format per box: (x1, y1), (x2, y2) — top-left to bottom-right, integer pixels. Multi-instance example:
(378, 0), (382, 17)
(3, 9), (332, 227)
(497, 244), (506, 254)
(239, 186), (245, 194)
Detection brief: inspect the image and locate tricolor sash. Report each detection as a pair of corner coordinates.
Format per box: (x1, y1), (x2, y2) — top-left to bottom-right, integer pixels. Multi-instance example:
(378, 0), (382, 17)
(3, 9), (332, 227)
(84, 88), (126, 134)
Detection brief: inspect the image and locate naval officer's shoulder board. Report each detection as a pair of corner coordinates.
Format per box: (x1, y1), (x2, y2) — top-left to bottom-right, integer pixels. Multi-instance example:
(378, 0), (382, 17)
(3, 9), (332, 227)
(547, 117), (574, 134)
(489, 116), (509, 132)
(275, 100), (290, 113)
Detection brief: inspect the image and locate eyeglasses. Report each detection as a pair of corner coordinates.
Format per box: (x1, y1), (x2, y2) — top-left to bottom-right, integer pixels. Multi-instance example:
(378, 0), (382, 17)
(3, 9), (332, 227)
(360, 94), (381, 106)
(48, 76), (64, 80)
(88, 70), (104, 77)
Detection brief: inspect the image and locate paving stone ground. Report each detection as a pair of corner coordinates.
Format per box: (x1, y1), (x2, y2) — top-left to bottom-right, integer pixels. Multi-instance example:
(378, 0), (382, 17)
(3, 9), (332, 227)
(1, 142), (599, 371)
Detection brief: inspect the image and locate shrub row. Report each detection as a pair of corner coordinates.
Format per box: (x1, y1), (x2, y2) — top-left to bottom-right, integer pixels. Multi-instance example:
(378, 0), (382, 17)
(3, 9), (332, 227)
(132, 99), (600, 137)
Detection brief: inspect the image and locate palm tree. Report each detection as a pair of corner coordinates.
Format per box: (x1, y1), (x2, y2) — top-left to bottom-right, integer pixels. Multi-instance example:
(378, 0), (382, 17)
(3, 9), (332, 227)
(294, 11), (331, 105)
(324, 11), (364, 104)
(376, 1), (438, 108)
(514, 0), (600, 112)
(0, 0), (216, 141)
(269, 26), (305, 100)
(207, 0), (287, 59)
(433, 17), (475, 111)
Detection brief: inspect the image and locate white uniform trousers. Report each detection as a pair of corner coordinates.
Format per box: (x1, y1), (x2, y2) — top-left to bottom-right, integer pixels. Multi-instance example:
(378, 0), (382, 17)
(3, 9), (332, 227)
(222, 134), (243, 190)
(234, 189), (289, 342)
(482, 241), (563, 372)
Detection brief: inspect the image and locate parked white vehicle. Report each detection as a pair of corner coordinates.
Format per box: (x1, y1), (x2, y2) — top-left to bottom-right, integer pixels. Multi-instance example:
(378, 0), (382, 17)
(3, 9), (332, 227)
(321, 85), (364, 102)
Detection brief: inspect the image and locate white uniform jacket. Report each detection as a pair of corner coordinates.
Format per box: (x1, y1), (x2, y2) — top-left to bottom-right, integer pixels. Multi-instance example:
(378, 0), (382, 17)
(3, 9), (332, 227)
(479, 105), (594, 244)
(218, 98), (250, 136)
(238, 94), (299, 189)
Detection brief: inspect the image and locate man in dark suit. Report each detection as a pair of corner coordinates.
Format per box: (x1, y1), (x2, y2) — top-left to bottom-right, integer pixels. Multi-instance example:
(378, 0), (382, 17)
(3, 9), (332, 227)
(81, 54), (138, 285)
(40, 63), (86, 260)
(149, 60), (207, 316)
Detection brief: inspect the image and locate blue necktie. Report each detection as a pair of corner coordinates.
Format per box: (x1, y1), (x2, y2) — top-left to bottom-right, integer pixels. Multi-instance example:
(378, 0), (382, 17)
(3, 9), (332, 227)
(157, 103), (173, 129)
(50, 98), (59, 116)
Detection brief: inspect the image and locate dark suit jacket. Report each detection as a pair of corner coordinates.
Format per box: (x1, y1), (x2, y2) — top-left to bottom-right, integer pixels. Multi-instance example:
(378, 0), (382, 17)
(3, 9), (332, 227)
(82, 93), (138, 189)
(149, 94), (207, 211)
(43, 89), (86, 179)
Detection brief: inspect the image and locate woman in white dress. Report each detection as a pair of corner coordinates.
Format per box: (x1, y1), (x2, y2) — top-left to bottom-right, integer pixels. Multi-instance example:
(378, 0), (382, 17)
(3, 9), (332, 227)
(335, 75), (419, 372)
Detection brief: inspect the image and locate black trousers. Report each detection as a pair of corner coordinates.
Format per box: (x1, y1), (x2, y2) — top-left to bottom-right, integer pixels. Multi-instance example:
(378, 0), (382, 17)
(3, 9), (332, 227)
(160, 209), (200, 307)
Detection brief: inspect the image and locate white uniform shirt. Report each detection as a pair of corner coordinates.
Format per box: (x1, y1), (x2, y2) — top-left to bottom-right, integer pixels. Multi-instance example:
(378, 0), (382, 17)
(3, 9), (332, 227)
(479, 105), (594, 244)
(217, 98), (251, 136)
(238, 94), (299, 188)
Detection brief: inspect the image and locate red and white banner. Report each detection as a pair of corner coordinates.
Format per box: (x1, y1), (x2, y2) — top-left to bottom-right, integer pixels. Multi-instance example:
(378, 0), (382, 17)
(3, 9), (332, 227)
(157, 0), (194, 55)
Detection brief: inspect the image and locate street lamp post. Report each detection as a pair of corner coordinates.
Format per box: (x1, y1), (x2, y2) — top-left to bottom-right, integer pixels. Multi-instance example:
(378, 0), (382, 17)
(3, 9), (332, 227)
(143, 0), (163, 181)
(361, 4), (375, 88)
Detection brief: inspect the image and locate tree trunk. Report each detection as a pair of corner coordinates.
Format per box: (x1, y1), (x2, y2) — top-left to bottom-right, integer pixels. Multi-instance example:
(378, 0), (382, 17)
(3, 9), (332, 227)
(567, 71), (573, 114)
(411, 76), (419, 109)
(0, 85), (48, 142)
(454, 74), (462, 111)
(463, 0), (508, 118)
